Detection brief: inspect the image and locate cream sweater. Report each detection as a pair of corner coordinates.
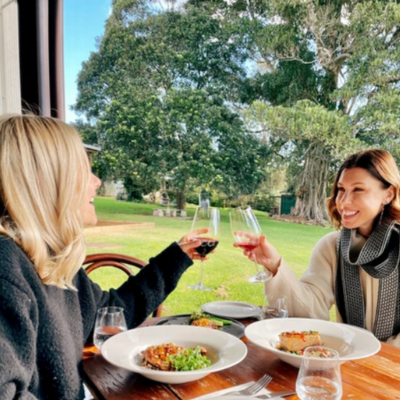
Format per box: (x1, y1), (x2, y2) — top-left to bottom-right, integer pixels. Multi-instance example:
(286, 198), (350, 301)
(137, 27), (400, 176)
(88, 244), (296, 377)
(264, 231), (400, 347)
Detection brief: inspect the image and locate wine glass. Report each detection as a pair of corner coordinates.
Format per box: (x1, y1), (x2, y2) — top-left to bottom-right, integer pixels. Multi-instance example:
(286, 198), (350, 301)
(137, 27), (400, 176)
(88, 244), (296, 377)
(296, 346), (343, 400)
(93, 306), (127, 349)
(229, 206), (272, 283)
(187, 206), (220, 291)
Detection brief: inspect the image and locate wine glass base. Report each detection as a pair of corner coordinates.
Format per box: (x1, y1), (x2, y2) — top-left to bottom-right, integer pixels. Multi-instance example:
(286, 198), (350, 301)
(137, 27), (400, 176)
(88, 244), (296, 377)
(187, 283), (213, 291)
(248, 271), (272, 284)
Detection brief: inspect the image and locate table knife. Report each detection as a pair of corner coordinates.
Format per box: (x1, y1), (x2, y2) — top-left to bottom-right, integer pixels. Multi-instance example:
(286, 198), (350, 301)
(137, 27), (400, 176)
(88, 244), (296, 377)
(255, 391), (296, 399)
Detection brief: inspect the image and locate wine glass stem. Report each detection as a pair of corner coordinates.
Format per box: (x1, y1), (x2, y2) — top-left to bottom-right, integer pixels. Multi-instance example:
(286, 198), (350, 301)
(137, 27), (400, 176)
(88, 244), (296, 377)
(198, 259), (205, 285)
(252, 252), (260, 274)
(253, 261), (261, 274)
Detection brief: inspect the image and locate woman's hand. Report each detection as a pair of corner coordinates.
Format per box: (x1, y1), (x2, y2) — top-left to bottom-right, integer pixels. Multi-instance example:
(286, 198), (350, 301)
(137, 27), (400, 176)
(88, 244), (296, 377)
(178, 228), (209, 260)
(234, 234), (281, 275)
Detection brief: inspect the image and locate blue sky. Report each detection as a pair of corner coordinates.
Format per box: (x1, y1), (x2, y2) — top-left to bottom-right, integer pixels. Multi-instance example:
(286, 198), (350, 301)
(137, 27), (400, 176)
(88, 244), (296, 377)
(64, 0), (112, 122)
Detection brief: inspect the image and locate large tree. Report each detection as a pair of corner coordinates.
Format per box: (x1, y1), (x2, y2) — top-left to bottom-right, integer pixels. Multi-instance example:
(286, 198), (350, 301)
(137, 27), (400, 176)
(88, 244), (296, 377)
(200, 0), (400, 222)
(74, 0), (266, 208)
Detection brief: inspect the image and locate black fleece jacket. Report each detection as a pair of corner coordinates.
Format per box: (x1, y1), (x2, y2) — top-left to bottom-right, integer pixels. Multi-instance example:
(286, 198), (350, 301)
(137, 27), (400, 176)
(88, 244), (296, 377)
(0, 235), (192, 400)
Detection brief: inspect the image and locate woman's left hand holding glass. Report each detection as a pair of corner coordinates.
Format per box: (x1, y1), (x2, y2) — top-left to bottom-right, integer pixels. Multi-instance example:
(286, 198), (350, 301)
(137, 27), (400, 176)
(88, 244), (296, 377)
(178, 228), (210, 260)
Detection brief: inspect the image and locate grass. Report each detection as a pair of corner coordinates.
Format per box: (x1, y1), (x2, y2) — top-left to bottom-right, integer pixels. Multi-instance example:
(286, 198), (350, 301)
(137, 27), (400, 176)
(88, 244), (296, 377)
(85, 197), (334, 317)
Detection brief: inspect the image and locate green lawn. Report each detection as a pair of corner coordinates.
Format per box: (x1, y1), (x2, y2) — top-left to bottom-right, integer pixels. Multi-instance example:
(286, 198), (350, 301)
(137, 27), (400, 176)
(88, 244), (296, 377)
(85, 197), (334, 317)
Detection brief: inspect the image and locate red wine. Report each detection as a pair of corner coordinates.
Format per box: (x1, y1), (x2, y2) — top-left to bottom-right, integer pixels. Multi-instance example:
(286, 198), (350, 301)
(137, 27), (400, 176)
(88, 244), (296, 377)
(195, 238), (219, 257)
(237, 243), (258, 252)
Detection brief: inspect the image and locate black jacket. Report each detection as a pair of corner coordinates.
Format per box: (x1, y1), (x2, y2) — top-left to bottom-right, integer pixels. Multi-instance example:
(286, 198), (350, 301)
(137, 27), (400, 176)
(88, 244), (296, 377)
(0, 235), (192, 399)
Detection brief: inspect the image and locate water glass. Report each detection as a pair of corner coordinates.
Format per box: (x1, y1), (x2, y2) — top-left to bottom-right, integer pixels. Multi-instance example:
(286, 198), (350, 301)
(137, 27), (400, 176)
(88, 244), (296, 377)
(93, 306), (127, 349)
(296, 346), (342, 400)
(262, 295), (288, 319)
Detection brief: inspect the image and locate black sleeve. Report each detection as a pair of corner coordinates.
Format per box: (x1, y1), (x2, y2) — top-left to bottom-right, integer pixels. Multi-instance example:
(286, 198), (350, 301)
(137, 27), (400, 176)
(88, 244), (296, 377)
(0, 279), (39, 399)
(78, 242), (193, 343)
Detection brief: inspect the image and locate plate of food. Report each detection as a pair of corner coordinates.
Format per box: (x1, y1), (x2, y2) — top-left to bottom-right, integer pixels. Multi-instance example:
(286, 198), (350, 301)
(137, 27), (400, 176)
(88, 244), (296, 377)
(201, 301), (261, 319)
(245, 318), (381, 368)
(101, 325), (248, 384)
(153, 311), (245, 338)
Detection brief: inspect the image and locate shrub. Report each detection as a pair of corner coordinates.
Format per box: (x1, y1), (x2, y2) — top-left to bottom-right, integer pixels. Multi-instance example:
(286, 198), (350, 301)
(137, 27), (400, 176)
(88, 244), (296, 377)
(249, 193), (280, 212)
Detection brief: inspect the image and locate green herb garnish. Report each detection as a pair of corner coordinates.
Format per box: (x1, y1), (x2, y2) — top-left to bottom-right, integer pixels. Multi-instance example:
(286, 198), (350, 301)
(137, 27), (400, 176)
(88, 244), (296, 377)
(168, 346), (211, 371)
(208, 316), (233, 325)
(189, 310), (232, 326)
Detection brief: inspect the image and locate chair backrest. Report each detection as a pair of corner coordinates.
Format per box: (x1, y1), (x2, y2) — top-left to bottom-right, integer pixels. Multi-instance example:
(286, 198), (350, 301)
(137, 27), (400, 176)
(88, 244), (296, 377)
(83, 253), (162, 318)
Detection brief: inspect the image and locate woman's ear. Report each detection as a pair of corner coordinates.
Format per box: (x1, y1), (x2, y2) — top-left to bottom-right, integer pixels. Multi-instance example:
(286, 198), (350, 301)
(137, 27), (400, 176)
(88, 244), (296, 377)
(386, 185), (396, 204)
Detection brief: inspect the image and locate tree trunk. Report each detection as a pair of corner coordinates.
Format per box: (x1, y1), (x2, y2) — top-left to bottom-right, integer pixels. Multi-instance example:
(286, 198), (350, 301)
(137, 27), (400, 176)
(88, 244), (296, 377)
(291, 144), (330, 224)
(176, 191), (186, 210)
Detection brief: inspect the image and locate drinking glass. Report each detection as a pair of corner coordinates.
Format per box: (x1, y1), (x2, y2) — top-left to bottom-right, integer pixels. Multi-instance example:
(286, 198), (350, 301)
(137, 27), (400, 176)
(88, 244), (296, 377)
(229, 206), (272, 283)
(296, 346), (343, 400)
(187, 206), (220, 291)
(262, 294), (288, 319)
(93, 306), (127, 349)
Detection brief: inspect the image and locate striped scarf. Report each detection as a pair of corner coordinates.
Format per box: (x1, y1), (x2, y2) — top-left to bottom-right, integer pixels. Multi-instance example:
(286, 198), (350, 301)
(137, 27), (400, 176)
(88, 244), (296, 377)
(335, 219), (400, 341)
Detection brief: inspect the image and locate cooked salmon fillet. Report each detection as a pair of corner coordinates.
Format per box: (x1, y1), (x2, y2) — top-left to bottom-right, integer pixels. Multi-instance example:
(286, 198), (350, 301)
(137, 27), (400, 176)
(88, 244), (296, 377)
(190, 318), (219, 329)
(278, 331), (321, 352)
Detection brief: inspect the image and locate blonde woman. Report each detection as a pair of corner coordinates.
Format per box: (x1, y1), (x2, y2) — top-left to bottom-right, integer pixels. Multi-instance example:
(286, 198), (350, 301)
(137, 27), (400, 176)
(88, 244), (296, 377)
(0, 114), (203, 400)
(239, 149), (400, 346)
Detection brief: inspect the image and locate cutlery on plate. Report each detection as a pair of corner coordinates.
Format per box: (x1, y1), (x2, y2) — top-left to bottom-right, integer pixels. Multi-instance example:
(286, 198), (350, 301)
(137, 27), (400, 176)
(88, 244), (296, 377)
(222, 374), (273, 396)
(255, 391), (296, 399)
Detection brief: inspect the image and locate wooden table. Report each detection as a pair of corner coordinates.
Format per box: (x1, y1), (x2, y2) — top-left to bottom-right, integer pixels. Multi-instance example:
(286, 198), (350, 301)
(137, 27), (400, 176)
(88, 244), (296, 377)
(82, 317), (400, 400)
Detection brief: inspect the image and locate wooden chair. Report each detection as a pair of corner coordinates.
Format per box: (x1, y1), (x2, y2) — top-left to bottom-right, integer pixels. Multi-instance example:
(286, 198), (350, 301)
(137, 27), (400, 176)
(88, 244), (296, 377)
(83, 253), (163, 317)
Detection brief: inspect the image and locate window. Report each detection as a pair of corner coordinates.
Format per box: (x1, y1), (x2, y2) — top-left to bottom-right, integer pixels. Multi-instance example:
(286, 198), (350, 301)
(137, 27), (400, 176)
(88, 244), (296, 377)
(0, 0), (21, 114)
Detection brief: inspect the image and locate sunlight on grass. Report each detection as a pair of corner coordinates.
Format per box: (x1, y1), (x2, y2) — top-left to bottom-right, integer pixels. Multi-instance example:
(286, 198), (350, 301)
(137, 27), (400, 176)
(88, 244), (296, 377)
(86, 197), (335, 318)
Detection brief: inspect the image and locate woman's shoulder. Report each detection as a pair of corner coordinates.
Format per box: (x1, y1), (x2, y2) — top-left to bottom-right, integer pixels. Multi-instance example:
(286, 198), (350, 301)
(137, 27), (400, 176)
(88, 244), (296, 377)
(315, 230), (340, 248)
(0, 234), (24, 258)
(0, 234), (38, 288)
(312, 231), (339, 259)
(0, 234), (31, 262)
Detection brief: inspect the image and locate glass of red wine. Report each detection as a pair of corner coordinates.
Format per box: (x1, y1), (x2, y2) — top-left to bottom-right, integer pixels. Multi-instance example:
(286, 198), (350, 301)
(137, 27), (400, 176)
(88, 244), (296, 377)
(187, 206), (220, 291)
(229, 206), (272, 283)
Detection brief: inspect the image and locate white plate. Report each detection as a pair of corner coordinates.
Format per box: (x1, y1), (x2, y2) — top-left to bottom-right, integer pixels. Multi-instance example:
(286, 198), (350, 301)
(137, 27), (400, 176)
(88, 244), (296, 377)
(101, 325), (248, 384)
(202, 301), (261, 319)
(245, 318), (381, 368)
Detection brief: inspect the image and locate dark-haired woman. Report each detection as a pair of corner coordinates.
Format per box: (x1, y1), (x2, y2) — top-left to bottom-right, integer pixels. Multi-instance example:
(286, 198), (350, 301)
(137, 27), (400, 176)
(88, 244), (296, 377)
(240, 149), (400, 345)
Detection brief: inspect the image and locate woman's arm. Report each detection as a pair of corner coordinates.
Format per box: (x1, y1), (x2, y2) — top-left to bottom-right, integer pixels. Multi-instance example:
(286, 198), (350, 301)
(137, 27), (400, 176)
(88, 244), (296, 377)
(78, 242), (194, 343)
(0, 279), (39, 399)
(386, 334), (400, 347)
(263, 232), (338, 319)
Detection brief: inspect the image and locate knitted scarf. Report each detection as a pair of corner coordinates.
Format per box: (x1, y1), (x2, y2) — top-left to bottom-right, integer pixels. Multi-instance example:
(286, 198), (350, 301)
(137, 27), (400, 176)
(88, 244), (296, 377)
(335, 219), (400, 341)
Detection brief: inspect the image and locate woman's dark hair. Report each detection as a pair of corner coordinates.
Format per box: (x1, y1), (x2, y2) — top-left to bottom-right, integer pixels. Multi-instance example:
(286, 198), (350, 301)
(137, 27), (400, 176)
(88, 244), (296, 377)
(327, 149), (400, 229)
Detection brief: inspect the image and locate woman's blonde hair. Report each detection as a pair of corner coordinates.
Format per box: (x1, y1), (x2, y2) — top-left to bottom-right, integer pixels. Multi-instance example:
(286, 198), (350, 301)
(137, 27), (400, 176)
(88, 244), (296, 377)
(0, 114), (90, 288)
(327, 149), (400, 229)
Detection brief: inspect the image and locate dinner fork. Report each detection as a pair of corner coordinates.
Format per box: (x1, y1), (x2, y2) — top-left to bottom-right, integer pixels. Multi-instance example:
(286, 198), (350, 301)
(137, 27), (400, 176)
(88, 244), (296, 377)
(223, 374), (273, 396)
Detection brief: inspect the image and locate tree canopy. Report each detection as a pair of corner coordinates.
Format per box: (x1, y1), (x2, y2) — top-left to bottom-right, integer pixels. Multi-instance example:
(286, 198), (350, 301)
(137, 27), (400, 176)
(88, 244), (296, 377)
(74, 0), (400, 219)
(74, 0), (267, 208)
(220, 0), (400, 222)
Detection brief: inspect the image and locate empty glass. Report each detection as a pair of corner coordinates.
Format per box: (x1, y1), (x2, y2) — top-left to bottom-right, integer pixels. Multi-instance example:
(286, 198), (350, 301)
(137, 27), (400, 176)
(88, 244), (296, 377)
(262, 295), (288, 318)
(296, 346), (342, 400)
(93, 306), (127, 349)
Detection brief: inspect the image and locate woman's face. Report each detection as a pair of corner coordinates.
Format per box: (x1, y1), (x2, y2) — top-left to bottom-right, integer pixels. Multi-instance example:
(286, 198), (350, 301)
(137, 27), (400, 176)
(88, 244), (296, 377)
(336, 167), (394, 236)
(80, 172), (102, 228)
